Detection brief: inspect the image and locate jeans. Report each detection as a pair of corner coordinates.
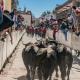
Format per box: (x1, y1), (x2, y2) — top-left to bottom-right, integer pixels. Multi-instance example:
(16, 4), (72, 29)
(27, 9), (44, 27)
(62, 29), (68, 41)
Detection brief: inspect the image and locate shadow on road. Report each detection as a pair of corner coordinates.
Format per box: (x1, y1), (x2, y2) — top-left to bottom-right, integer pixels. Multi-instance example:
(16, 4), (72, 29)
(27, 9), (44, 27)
(15, 76), (27, 80)
(73, 56), (80, 65)
(72, 67), (80, 72)
(72, 56), (80, 72)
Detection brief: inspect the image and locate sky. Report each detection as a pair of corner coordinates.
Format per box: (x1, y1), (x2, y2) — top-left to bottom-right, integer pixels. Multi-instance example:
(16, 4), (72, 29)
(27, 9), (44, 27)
(18, 0), (67, 18)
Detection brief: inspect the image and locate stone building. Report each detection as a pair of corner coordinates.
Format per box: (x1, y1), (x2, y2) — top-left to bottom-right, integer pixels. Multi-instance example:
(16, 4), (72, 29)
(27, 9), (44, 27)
(20, 11), (32, 27)
(55, 0), (80, 19)
(3, 0), (19, 12)
(4, 0), (12, 11)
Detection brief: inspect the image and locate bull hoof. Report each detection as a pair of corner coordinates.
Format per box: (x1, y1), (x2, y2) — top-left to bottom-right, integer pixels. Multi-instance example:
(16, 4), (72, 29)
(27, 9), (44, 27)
(54, 77), (58, 80)
(67, 78), (69, 80)
(26, 75), (31, 80)
(54, 78), (58, 80)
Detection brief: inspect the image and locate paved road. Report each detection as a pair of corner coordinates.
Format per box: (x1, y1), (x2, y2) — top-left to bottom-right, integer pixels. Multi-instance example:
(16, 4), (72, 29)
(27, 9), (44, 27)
(0, 33), (80, 80)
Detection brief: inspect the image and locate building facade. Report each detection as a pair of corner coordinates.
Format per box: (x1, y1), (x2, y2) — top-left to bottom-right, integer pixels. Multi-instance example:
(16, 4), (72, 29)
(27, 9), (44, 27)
(20, 11), (32, 27)
(55, 0), (80, 19)
(3, 0), (18, 12)
(4, 0), (12, 11)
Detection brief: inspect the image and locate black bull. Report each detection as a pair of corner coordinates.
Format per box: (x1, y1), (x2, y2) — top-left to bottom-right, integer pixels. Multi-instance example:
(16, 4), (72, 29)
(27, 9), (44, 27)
(22, 43), (48, 80)
(22, 42), (73, 80)
(56, 46), (73, 80)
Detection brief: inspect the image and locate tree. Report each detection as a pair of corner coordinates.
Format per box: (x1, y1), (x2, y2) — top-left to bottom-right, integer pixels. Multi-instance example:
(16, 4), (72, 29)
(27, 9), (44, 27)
(52, 10), (56, 14)
(41, 11), (47, 17)
(47, 11), (51, 14)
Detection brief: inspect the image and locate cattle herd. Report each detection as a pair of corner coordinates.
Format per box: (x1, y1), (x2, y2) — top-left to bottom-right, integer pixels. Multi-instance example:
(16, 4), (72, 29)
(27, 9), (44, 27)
(22, 38), (79, 80)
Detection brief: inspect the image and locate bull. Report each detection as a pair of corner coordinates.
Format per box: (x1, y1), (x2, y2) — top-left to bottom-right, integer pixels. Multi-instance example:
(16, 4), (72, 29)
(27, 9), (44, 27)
(22, 40), (57, 80)
(37, 45), (57, 80)
(57, 44), (73, 80)
(22, 41), (47, 80)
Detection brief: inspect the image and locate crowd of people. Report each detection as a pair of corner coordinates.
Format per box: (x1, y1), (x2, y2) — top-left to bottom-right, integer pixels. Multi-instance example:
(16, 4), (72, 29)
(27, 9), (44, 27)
(0, 1), (24, 44)
(58, 6), (80, 40)
(26, 25), (47, 38)
(26, 6), (80, 41)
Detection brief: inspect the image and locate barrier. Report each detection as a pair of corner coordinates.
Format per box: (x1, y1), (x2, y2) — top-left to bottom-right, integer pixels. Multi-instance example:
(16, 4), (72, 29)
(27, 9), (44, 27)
(0, 30), (25, 71)
(46, 29), (80, 51)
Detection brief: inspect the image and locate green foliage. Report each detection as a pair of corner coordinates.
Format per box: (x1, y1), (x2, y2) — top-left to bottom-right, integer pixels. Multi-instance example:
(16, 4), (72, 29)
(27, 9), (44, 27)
(41, 11), (51, 17)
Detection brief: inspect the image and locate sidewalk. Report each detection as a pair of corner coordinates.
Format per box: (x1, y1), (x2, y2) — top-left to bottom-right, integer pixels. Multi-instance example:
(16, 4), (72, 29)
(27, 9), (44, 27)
(0, 33), (80, 80)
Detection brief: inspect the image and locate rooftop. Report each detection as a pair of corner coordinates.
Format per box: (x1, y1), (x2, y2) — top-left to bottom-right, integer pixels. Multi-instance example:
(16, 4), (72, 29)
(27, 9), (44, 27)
(55, 0), (72, 10)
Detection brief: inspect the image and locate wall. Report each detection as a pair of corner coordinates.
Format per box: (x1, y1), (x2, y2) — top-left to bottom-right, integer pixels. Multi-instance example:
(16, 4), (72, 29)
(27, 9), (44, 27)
(46, 29), (80, 51)
(22, 14), (31, 27)
(4, 0), (11, 12)
(55, 0), (73, 19)
(0, 30), (25, 70)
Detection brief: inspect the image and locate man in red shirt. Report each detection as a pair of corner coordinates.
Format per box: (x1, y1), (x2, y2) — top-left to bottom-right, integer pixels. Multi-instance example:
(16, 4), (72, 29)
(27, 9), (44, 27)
(53, 26), (59, 40)
(42, 27), (46, 38)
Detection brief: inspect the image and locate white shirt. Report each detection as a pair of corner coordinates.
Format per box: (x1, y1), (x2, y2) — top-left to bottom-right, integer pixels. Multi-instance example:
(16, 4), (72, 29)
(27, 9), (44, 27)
(13, 15), (17, 22)
(67, 15), (73, 24)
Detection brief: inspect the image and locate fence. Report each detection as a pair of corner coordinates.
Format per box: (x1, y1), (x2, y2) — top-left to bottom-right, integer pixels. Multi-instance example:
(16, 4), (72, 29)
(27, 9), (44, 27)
(46, 29), (80, 51)
(0, 30), (25, 71)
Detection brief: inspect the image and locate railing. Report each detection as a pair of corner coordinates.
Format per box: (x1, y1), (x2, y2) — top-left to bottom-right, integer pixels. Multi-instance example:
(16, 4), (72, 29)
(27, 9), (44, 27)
(0, 30), (25, 71)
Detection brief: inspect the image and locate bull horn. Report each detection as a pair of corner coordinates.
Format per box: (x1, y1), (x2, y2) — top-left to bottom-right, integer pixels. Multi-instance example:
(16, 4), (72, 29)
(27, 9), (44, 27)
(36, 38), (40, 41)
(22, 41), (26, 45)
(22, 41), (32, 46)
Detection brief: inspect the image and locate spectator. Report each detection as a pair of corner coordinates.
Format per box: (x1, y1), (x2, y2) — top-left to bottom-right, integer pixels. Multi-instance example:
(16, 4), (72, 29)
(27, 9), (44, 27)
(49, 16), (54, 29)
(45, 19), (49, 28)
(75, 27), (80, 37)
(0, 0), (4, 23)
(16, 14), (22, 30)
(10, 9), (18, 30)
(0, 1), (14, 43)
(67, 13), (73, 30)
(42, 27), (46, 38)
(71, 6), (78, 32)
(29, 26), (34, 37)
(60, 19), (69, 41)
(40, 21), (45, 28)
(10, 9), (17, 19)
(57, 19), (63, 29)
(53, 25), (58, 40)
(0, 4), (3, 25)
(0, 10), (14, 43)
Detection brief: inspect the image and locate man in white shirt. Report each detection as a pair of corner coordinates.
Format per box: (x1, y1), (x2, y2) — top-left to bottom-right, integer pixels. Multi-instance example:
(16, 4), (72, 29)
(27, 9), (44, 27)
(67, 14), (73, 29)
(13, 11), (18, 29)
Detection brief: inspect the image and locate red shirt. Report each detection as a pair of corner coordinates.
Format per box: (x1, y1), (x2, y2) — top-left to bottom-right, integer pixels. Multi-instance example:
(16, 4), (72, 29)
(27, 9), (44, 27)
(43, 28), (46, 33)
(53, 27), (59, 33)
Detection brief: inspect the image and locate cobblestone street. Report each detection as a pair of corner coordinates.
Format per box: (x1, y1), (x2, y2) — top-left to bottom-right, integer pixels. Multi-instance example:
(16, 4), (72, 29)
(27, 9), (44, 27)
(0, 33), (80, 80)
